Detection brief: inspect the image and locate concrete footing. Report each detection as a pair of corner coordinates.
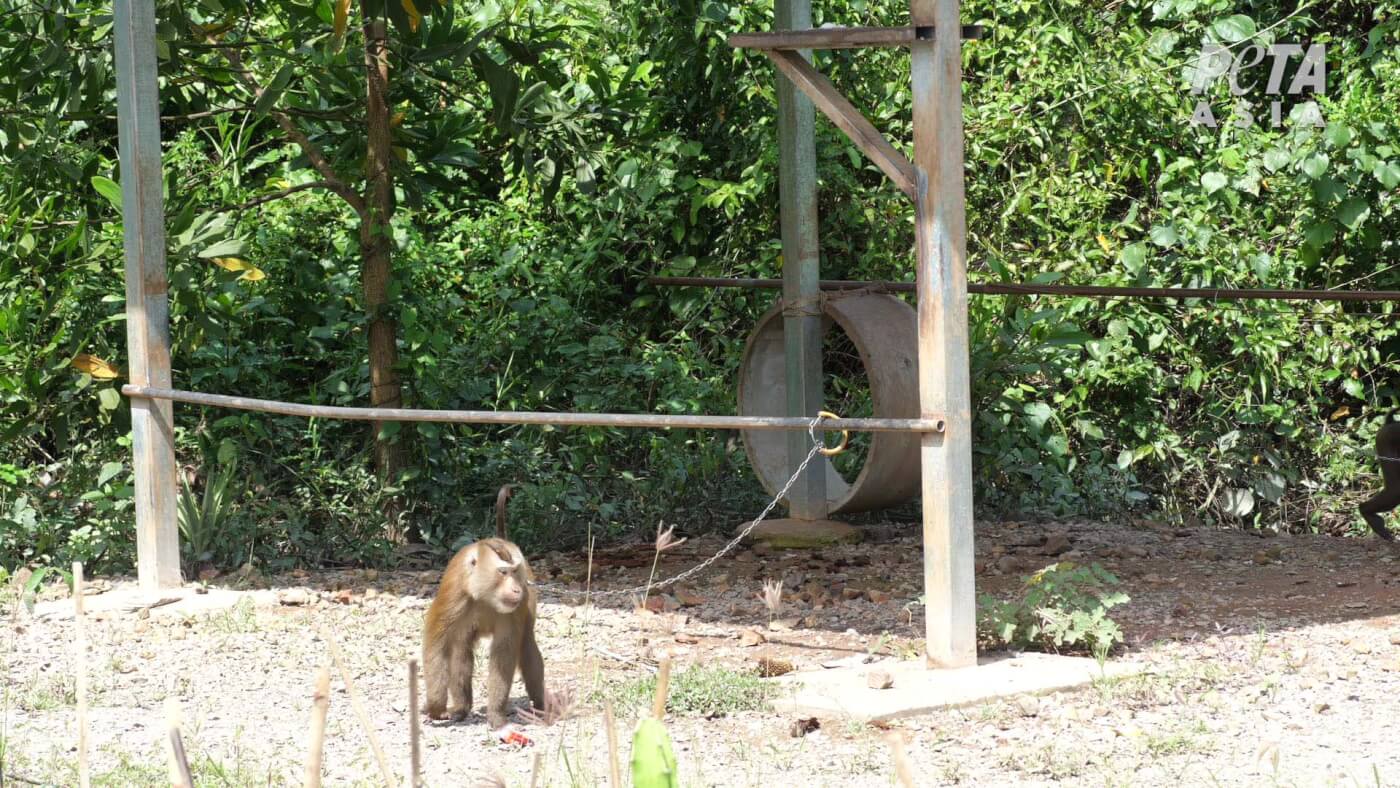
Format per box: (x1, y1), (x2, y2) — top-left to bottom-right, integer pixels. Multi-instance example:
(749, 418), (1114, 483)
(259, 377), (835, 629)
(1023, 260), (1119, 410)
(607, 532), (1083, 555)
(34, 582), (271, 621)
(771, 652), (1145, 721)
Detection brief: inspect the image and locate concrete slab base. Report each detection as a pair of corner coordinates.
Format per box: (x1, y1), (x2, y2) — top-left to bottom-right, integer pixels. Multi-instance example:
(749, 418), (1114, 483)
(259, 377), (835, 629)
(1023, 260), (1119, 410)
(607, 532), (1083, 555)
(770, 652), (1146, 721)
(34, 582), (276, 621)
(739, 518), (861, 548)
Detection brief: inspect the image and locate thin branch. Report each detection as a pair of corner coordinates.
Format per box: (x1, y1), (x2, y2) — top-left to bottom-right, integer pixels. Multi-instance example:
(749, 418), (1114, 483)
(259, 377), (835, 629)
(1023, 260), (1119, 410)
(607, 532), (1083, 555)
(226, 181), (344, 212)
(212, 40), (368, 218)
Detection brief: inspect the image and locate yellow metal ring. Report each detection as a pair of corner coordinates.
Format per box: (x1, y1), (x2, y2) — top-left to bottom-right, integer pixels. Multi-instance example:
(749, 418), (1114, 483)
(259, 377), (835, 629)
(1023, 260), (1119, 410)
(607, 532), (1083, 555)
(814, 410), (849, 457)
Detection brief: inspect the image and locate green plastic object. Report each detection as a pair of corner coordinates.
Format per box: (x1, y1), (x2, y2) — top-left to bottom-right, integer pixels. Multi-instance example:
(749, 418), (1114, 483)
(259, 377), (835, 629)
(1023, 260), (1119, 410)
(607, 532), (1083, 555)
(630, 718), (679, 788)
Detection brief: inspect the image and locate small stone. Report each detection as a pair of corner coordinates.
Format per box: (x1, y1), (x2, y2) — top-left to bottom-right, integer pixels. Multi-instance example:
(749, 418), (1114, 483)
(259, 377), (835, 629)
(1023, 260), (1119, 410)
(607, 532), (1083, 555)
(279, 589), (312, 606)
(1041, 533), (1072, 556)
(866, 670), (894, 690)
(758, 657), (794, 677)
(739, 629), (767, 647)
(1354, 642), (1373, 655)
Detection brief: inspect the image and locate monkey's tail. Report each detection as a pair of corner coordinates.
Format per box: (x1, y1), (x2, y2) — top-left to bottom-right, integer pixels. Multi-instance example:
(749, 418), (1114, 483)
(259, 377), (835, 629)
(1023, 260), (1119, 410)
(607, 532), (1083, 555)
(495, 484), (515, 539)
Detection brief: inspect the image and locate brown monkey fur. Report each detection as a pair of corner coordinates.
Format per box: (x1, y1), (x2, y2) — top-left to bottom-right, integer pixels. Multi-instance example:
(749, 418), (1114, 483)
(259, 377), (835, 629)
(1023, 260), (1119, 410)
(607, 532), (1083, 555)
(1360, 420), (1400, 541)
(422, 485), (545, 727)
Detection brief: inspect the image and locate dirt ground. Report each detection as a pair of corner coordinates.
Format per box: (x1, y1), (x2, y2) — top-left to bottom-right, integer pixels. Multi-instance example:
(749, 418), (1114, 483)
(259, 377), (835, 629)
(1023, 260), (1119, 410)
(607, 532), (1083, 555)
(6, 516), (1400, 787)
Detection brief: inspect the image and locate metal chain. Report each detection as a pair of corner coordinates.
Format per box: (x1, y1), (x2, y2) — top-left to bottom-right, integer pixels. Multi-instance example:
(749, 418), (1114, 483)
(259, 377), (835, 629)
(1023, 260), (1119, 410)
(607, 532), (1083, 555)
(533, 414), (832, 600)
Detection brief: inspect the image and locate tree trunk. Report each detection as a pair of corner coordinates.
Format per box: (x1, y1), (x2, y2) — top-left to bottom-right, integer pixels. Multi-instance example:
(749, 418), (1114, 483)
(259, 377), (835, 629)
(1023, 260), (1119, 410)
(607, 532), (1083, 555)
(362, 18), (408, 542)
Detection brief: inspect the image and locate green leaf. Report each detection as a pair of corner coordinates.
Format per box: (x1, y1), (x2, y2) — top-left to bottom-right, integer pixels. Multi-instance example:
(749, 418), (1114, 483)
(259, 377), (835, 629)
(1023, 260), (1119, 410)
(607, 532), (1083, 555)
(97, 461), (124, 486)
(1344, 378), (1365, 399)
(1301, 154), (1329, 179)
(1120, 242), (1148, 272)
(1374, 160), (1400, 189)
(1262, 148), (1290, 173)
(1324, 124), (1354, 149)
(1200, 171), (1228, 194)
(1304, 221), (1336, 248)
(91, 176), (122, 211)
(1337, 198), (1369, 230)
(98, 387), (121, 411)
(198, 238), (247, 258)
(252, 65), (295, 117)
(1211, 14), (1256, 43)
(1023, 402), (1054, 429)
(1148, 224), (1179, 248)
(631, 718), (679, 788)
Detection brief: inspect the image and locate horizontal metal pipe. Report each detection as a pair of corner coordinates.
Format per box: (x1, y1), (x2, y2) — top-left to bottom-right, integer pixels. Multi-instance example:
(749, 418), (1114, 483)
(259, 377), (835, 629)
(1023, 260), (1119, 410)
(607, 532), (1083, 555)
(122, 385), (946, 433)
(728, 25), (986, 51)
(646, 276), (1400, 303)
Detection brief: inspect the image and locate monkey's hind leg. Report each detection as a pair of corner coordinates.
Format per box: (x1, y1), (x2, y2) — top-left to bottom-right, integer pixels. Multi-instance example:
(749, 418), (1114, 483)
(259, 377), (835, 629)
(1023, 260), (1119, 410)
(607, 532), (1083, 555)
(423, 633), (452, 720)
(1360, 485), (1400, 541)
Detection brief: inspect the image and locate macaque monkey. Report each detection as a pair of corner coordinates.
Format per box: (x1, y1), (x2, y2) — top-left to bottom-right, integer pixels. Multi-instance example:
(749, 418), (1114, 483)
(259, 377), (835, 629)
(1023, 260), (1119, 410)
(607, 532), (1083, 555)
(422, 484), (545, 727)
(1360, 420), (1400, 541)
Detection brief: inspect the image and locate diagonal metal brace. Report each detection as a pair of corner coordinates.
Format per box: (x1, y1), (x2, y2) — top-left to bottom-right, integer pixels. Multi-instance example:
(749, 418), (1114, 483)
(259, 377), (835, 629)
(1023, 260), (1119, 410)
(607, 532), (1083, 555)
(765, 50), (916, 198)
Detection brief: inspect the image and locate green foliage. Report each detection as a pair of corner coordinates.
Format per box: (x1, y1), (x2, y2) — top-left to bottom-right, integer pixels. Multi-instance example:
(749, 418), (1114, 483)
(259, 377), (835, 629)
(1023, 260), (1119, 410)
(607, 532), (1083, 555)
(2, 0), (1399, 574)
(177, 448), (241, 570)
(978, 562), (1130, 655)
(603, 666), (773, 716)
(630, 718), (680, 788)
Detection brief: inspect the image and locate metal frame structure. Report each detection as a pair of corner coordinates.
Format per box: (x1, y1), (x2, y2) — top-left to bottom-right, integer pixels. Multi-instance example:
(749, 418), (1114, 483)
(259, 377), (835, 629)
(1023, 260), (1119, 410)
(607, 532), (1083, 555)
(111, 0), (982, 669)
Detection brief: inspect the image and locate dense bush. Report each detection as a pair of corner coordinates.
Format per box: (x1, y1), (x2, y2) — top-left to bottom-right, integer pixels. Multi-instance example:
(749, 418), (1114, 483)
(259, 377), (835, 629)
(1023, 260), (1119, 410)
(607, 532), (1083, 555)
(1, 0), (1397, 574)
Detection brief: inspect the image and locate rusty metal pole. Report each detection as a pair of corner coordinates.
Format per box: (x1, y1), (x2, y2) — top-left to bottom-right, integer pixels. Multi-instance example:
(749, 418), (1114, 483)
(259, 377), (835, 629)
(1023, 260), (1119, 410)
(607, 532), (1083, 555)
(115, 0), (182, 591)
(775, 0), (828, 521)
(911, 0), (977, 667)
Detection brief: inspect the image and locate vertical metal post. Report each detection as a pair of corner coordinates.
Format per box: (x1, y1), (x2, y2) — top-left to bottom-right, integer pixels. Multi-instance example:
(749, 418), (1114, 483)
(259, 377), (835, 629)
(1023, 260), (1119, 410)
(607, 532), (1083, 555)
(911, 0), (976, 666)
(115, 0), (182, 590)
(776, 0), (827, 520)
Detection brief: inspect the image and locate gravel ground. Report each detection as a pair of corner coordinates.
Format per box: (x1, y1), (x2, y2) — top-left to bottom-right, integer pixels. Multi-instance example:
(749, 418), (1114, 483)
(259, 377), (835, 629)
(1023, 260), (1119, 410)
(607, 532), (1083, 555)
(5, 517), (1400, 786)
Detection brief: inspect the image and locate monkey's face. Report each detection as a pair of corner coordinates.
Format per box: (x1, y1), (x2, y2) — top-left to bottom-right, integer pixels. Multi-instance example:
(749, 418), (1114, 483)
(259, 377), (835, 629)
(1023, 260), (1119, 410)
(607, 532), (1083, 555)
(467, 544), (528, 614)
(491, 564), (526, 613)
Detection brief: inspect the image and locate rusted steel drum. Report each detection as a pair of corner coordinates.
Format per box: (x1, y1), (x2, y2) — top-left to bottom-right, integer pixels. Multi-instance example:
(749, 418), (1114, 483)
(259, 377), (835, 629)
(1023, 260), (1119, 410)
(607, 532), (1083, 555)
(737, 292), (921, 514)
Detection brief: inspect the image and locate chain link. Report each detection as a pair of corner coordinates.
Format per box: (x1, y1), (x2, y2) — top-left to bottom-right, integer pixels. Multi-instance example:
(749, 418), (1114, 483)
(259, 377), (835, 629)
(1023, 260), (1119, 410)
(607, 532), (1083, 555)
(533, 414), (832, 600)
